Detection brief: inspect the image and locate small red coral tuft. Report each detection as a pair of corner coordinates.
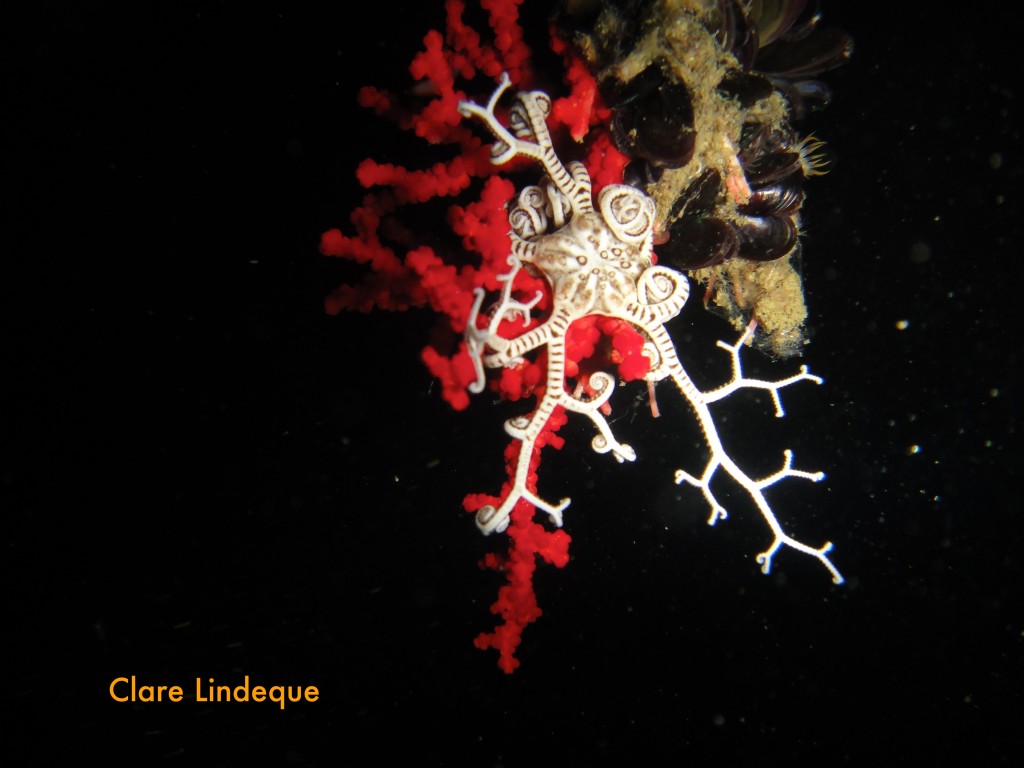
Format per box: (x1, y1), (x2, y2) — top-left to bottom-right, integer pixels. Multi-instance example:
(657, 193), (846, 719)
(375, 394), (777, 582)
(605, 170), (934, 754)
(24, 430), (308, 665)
(468, 407), (570, 673)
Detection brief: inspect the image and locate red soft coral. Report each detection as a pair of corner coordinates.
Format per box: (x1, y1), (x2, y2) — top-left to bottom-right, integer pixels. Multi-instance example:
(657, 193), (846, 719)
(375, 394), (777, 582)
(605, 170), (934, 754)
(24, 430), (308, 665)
(324, 0), (637, 673)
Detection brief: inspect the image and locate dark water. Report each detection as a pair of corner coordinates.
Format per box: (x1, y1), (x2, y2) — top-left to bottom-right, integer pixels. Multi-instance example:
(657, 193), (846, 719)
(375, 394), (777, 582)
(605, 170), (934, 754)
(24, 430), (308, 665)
(5, 1), (1020, 764)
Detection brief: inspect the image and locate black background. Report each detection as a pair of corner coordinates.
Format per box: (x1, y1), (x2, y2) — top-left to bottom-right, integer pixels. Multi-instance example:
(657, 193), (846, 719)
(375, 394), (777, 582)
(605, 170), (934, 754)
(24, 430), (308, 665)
(5, 1), (1021, 764)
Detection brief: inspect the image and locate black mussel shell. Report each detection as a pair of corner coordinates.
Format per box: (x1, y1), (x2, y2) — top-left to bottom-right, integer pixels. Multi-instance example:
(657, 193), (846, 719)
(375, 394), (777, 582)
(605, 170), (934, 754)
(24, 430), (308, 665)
(658, 216), (739, 270)
(623, 159), (664, 188)
(774, 0), (822, 44)
(635, 100), (696, 167)
(669, 169), (723, 219)
(717, 70), (775, 107)
(754, 25), (853, 79)
(751, 0), (815, 47)
(610, 68), (697, 168)
(738, 175), (805, 217)
(601, 60), (663, 108)
(709, 0), (759, 69)
(734, 214), (798, 261)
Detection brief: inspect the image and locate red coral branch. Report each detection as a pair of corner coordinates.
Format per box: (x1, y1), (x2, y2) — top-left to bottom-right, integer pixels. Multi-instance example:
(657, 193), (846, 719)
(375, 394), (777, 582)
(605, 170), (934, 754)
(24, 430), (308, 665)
(465, 407), (570, 673)
(548, 28), (610, 141)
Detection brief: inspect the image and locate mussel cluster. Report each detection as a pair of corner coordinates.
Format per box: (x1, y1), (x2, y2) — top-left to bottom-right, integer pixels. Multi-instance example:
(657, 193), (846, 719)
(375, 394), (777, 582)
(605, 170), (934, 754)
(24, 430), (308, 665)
(558, 0), (852, 355)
